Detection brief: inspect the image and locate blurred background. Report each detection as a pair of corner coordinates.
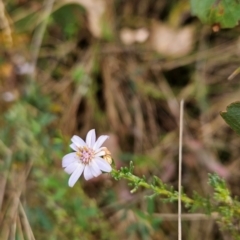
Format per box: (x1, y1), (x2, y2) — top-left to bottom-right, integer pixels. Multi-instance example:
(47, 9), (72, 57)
(1, 0), (240, 239)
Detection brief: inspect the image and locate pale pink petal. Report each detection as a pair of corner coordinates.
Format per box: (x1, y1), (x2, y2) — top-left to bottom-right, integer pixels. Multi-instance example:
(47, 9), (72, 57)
(86, 129), (96, 148)
(62, 153), (77, 167)
(94, 150), (105, 157)
(84, 165), (94, 180)
(94, 157), (112, 172)
(94, 147), (105, 153)
(89, 161), (102, 177)
(71, 135), (86, 147)
(70, 143), (78, 151)
(64, 162), (79, 174)
(93, 135), (109, 150)
(68, 164), (85, 187)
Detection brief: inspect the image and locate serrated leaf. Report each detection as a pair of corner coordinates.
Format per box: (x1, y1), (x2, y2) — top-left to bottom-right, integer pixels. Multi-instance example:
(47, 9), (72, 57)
(220, 102), (240, 135)
(190, 0), (240, 29)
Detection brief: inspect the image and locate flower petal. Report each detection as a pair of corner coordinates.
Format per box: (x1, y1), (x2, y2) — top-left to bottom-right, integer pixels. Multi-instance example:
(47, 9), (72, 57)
(94, 150), (105, 157)
(93, 135), (109, 150)
(84, 165), (94, 180)
(62, 153), (77, 167)
(71, 135), (86, 147)
(86, 129), (96, 148)
(64, 162), (79, 174)
(70, 143), (78, 151)
(94, 157), (112, 172)
(89, 161), (102, 177)
(68, 164), (85, 187)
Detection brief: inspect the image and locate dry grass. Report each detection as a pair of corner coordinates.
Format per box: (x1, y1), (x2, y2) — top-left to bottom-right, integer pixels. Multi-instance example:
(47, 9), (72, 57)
(1, 0), (240, 239)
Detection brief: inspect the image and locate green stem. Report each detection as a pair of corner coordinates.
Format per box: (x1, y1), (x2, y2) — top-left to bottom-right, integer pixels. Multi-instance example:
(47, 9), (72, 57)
(111, 169), (193, 205)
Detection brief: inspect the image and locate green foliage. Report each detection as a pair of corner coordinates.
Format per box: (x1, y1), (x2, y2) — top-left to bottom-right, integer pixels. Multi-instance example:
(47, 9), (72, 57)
(190, 0), (240, 28)
(208, 173), (232, 204)
(207, 174), (240, 238)
(51, 4), (85, 40)
(111, 162), (193, 203)
(220, 102), (240, 136)
(0, 82), (115, 240)
(112, 163), (240, 239)
(190, 192), (212, 214)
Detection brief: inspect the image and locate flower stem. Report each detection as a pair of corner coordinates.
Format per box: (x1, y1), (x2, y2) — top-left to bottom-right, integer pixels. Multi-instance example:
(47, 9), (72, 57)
(111, 168), (193, 205)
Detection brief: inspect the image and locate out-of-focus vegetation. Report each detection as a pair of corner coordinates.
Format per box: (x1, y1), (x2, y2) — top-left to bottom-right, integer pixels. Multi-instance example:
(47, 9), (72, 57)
(1, 0), (240, 239)
(191, 0), (240, 29)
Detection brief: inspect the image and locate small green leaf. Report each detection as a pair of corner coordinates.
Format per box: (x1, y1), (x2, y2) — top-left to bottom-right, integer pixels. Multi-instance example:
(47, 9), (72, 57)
(190, 0), (240, 29)
(220, 102), (240, 135)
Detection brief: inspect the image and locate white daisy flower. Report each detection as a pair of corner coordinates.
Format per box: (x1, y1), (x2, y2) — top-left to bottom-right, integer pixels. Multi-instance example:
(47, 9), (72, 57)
(62, 129), (112, 187)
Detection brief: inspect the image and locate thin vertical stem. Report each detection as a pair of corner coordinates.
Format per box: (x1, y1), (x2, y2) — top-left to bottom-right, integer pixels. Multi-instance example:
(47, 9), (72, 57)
(178, 99), (184, 240)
